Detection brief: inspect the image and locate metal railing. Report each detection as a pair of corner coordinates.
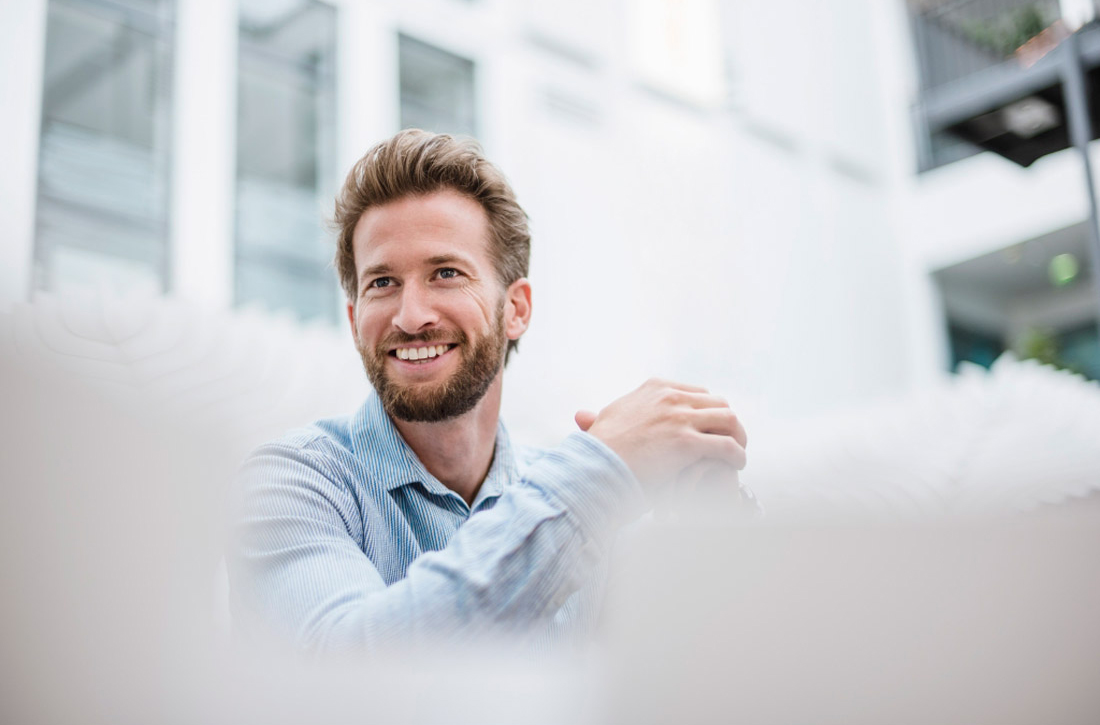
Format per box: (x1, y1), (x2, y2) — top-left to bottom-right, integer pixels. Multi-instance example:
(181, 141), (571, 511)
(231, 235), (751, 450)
(909, 0), (1076, 91)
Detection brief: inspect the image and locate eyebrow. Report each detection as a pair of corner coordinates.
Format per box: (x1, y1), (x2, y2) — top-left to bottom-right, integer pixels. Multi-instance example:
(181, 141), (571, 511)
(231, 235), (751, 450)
(426, 254), (473, 267)
(358, 254), (476, 285)
(359, 264), (391, 285)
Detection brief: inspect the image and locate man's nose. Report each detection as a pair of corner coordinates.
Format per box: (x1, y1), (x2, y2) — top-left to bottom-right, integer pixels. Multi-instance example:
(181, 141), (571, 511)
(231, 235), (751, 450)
(392, 283), (439, 334)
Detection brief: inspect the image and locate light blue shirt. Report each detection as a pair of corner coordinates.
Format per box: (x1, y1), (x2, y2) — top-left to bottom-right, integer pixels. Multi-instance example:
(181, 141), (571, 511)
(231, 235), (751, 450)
(227, 393), (646, 654)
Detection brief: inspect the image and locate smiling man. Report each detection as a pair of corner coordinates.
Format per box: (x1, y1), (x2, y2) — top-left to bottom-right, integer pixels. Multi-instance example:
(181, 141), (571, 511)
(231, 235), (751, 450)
(227, 130), (748, 654)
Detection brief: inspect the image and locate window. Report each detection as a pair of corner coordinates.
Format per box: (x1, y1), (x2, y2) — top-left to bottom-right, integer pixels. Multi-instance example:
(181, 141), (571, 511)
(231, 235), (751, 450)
(936, 225), (1098, 380)
(948, 321), (1005, 371)
(235, 0), (338, 323)
(34, 0), (175, 293)
(1052, 323), (1100, 380)
(399, 34), (477, 137)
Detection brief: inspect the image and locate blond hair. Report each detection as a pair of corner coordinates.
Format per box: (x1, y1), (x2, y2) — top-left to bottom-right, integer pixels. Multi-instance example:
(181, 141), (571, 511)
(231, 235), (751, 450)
(334, 129), (530, 307)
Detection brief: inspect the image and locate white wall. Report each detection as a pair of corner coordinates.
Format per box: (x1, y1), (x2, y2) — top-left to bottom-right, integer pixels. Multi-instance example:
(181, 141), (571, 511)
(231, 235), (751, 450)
(495, 0), (914, 443)
(905, 151), (1090, 271)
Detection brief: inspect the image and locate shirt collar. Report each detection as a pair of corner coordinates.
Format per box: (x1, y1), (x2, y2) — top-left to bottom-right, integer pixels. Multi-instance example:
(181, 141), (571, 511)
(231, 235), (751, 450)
(351, 392), (517, 508)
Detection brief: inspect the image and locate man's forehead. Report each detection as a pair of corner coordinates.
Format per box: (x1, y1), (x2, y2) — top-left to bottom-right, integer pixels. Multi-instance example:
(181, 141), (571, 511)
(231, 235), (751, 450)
(352, 191), (492, 271)
(354, 191), (486, 237)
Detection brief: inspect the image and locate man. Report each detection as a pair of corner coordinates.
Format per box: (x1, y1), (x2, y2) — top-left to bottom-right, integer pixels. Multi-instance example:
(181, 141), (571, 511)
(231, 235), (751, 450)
(227, 130), (748, 653)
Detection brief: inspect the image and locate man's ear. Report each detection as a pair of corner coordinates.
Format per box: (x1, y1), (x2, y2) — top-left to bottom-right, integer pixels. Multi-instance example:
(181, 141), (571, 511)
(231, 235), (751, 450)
(504, 277), (532, 341)
(346, 302), (358, 343)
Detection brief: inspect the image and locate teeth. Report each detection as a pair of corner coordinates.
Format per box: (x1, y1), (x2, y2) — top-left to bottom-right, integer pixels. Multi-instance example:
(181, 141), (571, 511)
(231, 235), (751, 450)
(396, 344), (451, 361)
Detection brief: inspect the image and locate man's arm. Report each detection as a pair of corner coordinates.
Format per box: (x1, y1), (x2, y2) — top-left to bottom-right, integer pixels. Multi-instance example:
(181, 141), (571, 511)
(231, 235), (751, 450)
(227, 432), (644, 654)
(228, 378), (747, 653)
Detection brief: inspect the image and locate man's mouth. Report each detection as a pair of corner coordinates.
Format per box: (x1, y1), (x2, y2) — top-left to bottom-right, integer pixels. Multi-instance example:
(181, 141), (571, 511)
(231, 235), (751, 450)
(389, 344), (457, 362)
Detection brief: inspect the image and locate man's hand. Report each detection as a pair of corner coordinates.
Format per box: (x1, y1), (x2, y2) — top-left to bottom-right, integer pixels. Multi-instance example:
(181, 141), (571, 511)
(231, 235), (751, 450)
(574, 378), (747, 491)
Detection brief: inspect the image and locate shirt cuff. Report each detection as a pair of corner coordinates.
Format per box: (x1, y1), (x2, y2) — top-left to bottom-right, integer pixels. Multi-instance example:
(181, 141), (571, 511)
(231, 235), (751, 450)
(523, 431), (648, 542)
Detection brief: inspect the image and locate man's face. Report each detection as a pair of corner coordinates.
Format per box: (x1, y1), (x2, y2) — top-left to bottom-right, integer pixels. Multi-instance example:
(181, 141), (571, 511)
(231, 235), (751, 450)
(347, 189), (531, 422)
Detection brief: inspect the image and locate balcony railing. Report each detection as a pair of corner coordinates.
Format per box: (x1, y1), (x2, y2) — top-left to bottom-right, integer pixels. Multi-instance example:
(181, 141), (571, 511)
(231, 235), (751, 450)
(910, 0), (1067, 92)
(908, 0), (1100, 169)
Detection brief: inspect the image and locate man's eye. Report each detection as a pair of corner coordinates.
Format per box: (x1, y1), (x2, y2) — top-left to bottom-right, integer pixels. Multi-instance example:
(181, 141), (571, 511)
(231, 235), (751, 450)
(437, 268), (460, 280)
(369, 277), (393, 289)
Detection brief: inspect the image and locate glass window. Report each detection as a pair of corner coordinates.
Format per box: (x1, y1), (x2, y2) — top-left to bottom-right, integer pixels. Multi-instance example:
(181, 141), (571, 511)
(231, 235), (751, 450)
(1054, 323), (1099, 381)
(948, 321), (1005, 371)
(937, 227), (1098, 380)
(235, 0), (338, 323)
(1010, 322), (1100, 381)
(34, 0), (175, 294)
(399, 34), (477, 137)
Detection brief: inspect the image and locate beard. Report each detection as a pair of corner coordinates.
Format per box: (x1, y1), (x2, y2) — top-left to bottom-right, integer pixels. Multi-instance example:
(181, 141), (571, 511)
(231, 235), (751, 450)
(357, 307), (508, 423)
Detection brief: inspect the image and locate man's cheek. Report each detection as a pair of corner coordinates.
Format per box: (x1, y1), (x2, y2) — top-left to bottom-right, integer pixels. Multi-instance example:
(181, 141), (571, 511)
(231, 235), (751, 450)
(459, 286), (498, 321)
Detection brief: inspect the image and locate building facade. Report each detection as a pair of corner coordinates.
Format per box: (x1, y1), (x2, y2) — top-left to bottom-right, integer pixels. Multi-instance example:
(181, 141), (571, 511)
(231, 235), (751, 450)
(4, 0), (1091, 443)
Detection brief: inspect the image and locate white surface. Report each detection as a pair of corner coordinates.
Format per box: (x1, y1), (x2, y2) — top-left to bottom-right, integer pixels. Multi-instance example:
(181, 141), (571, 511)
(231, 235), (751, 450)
(748, 354), (1100, 516)
(604, 512), (1100, 724)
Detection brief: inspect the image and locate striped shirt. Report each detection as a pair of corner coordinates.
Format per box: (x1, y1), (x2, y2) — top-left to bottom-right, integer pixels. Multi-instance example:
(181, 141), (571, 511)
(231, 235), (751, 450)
(226, 392), (646, 654)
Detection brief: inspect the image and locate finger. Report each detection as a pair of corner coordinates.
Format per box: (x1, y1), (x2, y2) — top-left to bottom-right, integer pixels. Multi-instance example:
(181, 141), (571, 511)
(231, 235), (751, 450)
(686, 408), (748, 448)
(574, 409), (597, 432)
(685, 431), (747, 471)
(675, 391), (732, 411)
(644, 377), (709, 394)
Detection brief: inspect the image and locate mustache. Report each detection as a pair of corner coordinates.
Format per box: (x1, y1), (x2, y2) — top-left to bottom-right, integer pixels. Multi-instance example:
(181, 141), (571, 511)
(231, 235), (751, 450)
(377, 329), (467, 349)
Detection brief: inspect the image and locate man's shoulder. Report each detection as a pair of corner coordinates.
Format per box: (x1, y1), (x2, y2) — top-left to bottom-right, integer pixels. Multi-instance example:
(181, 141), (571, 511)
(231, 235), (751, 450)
(256, 413), (354, 458)
(243, 407), (370, 489)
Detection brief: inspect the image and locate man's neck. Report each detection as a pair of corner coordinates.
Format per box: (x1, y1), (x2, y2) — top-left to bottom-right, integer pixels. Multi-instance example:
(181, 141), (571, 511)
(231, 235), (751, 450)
(391, 376), (503, 507)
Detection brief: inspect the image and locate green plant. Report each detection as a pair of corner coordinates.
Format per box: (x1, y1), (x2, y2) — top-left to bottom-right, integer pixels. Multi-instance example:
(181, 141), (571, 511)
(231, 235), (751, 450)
(1016, 327), (1088, 375)
(957, 4), (1054, 57)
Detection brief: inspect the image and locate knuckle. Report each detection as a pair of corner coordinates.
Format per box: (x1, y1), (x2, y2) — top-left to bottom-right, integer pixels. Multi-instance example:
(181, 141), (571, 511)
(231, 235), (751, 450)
(671, 426), (694, 446)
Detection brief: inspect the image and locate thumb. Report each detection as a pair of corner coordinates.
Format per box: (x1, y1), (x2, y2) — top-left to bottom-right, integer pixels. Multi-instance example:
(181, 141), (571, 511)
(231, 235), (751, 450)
(574, 409), (597, 432)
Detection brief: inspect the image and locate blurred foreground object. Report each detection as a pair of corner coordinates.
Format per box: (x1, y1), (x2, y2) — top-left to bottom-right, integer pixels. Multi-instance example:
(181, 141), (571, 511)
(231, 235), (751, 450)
(4, 289), (1099, 724)
(608, 349), (1100, 722)
(1, 288), (369, 464)
(749, 353), (1100, 516)
(0, 312), (216, 723)
(604, 511), (1100, 725)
